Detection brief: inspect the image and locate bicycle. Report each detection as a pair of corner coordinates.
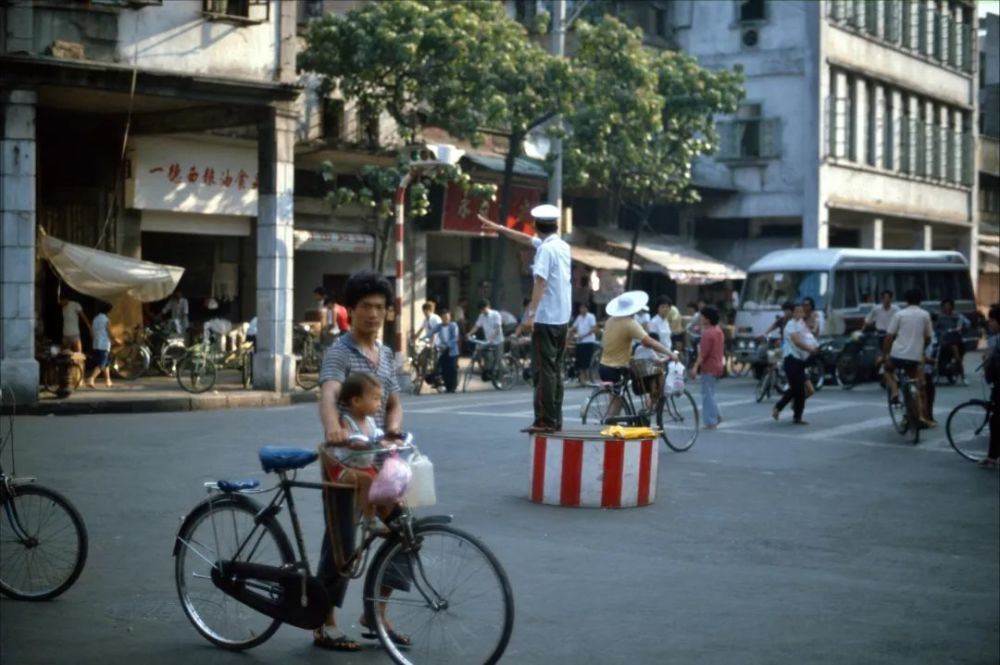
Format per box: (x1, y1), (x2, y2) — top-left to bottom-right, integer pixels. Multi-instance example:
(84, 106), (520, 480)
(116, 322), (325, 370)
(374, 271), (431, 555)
(946, 398), (994, 463)
(294, 325), (327, 391)
(176, 336), (255, 393)
(172, 435), (514, 664)
(0, 388), (88, 600)
(110, 325), (152, 381)
(461, 339), (515, 392)
(408, 338), (443, 395)
(886, 366), (921, 445)
(36, 343), (84, 394)
(581, 365), (700, 452)
(754, 346), (787, 403)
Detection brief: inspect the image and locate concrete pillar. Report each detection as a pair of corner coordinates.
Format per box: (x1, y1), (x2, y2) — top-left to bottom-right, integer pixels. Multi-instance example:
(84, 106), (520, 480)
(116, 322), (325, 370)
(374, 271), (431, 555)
(890, 89), (903, 171)
(2, 1), (34, 54)
(862, 217), (884, 249)
(873, 84), (885, 168)
(922, 223), (933, 250)
(0, 90), (38, 405)
(253, 104), (296, 392)
(951, 107), (963, 183)
(907, 95), (920, 174)
(853, 76), (867, 163)
(938, 104), (949, 180)
(924, 99), (935, 177)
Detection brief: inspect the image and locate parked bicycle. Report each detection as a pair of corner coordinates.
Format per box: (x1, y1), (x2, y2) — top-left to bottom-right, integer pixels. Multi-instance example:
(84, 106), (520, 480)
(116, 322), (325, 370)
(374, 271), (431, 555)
(36, 343), (84, 394)
(408, 338), (443, 395)
(886, 366), (921, 445)
(176, 335), (254, 393)
(461, 339), (515, 392)
(294, 324), (327, 391)
(581, 365), (699, 452)
(172, 435), (514, 664)
(0, 388), (88, 600)
(110, 325), (152, 381)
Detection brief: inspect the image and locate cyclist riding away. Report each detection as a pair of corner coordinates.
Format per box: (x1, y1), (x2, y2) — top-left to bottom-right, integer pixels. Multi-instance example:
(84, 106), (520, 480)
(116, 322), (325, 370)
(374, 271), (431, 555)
(466, 298), (504, 381)
(935, 298), (970, 385)
(883, 289), (935, 429)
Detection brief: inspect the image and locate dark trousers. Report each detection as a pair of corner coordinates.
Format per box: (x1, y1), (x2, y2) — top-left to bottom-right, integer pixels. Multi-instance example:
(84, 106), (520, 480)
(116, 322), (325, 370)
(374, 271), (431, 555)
(532, 323), (568, 429)
(438, 353), (458, 392)
(990, 386), (1000, 461)
(775, 356), (807, 420)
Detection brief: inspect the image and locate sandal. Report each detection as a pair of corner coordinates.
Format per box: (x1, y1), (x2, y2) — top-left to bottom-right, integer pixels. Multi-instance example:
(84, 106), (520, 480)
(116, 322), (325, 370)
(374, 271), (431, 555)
(977, 458), (998, 469)
(313, 630), (362, 652)
(359, 618), (412, 648)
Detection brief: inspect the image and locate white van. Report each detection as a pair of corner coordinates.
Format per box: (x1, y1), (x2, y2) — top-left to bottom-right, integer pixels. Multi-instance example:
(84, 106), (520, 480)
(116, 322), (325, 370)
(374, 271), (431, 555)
(732, 249), (977, 360)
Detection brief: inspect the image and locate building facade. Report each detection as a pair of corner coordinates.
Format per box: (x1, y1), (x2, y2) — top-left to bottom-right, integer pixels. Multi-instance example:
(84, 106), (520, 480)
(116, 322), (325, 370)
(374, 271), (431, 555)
(976, 11), (999, 305)
(1, 0), (299, 403)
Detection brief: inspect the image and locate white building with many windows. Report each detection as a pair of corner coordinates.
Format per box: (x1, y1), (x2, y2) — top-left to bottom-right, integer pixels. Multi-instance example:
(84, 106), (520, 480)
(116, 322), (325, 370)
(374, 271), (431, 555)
(671, 0), (978, 281)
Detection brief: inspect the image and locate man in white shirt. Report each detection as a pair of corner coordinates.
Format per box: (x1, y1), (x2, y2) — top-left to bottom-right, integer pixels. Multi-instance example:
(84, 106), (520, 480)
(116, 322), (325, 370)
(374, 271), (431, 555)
(865, 290), (899, 333)
(633, 306), (651, 331)
(883, 289), (934, 427)
(467, 298), (504, 379)
(570, 303), (599, 386)
(413, 301), (442, 343)
(479, 204), (571, 431)
(60, 295), (91, 353)
(648, 297), (674, 351)
(164, 290), (189, 336)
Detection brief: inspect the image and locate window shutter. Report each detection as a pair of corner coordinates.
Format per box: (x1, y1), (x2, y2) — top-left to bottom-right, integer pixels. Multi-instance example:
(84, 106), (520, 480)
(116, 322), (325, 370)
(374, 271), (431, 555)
(717, 121), (738, 160)
(759, 118), (781, 158)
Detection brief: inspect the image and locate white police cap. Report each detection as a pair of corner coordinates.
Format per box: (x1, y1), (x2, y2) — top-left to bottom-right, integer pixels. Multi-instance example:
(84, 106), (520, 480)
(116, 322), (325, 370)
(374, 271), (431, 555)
(530, 204), (560, 221)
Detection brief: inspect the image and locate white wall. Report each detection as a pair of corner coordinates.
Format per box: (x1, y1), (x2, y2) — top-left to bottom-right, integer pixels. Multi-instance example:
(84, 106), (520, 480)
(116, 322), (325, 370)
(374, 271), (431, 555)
(117, 0), (281, 81)
(824, 162), (973, 223)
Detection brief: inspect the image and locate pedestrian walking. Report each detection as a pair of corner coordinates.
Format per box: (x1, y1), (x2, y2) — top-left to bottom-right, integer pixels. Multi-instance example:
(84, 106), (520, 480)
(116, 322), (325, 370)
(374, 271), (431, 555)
(570, 302), (598, 386)
(163, 289), (189, 337)
(691, 306), (725, 429)
(479, 204), (572, 432)
(432, 307), (460, 393)
(772, 303), (818, 425)
(85, 302), (117, 389)
(315, 270), (408, 652)
(979, 303), (1000, 469)
(60, 293), (91, 353)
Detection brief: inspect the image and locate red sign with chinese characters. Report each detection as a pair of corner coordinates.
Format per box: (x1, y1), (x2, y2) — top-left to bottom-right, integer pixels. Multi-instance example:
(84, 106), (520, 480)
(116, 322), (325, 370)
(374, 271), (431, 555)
(442, 183), (541, 236)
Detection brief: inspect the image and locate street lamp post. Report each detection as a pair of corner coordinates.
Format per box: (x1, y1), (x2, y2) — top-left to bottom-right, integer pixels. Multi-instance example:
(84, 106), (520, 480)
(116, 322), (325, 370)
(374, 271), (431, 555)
(393, 144), (464, 368)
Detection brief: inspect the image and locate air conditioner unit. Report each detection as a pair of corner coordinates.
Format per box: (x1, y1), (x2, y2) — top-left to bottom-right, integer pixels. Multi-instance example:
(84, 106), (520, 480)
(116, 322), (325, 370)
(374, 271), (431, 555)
(741, 27), (759, 48)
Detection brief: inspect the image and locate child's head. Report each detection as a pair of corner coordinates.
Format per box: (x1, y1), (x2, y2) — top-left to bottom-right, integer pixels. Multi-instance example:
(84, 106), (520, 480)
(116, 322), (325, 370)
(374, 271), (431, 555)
(438, 306), (451, 323)
(341, 372), (382, 418)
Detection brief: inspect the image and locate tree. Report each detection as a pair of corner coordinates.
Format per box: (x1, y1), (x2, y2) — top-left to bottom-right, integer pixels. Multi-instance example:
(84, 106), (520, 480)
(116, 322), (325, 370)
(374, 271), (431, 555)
(562, 17), (744, 285)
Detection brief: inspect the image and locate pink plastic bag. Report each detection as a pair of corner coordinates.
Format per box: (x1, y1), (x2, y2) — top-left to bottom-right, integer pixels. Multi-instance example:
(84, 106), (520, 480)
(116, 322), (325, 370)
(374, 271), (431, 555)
(368, 454), (412, 505)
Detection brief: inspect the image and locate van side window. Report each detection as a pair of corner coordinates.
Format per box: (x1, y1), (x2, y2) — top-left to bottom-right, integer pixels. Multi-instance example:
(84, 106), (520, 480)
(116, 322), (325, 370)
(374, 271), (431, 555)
(834, 271), (858, 308)
(855, 270), (893, 304)
(926, 271), (956, 301)
(895, 270), (927, 297)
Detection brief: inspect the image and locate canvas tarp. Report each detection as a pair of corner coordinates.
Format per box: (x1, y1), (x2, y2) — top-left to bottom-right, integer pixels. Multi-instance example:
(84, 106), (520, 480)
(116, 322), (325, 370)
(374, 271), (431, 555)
(39, 232), (184, 303)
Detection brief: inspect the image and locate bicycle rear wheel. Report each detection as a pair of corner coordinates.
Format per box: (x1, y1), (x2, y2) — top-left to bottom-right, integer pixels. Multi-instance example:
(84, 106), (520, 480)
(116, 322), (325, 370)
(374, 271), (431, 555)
(946, 400), (991, 462)
(491, 355), (517, 391)
(658, 390), (700, 452)
(174, 496), (293, 650)
(111, 344), (149, 381)
(159, 341), (188, 376)
(177, 354), (217, 393)
(835, 351), (859, 390)
(363, 523), (514, 665)
(581, 386), (615, 425)
(887, 384), (909, 435)
(754, 372), (771, 403)
(0, 484), (88, 601)
(295, 349), (320, 391)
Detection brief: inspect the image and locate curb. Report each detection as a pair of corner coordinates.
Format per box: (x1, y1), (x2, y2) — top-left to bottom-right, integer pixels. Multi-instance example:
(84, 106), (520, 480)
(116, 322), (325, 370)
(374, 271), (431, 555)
(3, 390), (319, 416)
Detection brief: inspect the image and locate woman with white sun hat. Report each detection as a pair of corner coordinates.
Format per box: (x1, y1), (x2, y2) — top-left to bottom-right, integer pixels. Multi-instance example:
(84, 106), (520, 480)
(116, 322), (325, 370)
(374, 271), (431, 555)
(598, 290), (677, 417)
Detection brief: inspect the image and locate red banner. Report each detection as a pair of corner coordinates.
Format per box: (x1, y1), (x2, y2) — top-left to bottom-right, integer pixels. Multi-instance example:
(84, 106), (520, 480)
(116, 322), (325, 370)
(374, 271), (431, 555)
(442, 183), (541, 236)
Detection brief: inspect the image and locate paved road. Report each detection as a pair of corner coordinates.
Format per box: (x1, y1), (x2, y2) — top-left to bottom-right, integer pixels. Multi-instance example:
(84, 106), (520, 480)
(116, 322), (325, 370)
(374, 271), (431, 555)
(2, 372), (997, 665)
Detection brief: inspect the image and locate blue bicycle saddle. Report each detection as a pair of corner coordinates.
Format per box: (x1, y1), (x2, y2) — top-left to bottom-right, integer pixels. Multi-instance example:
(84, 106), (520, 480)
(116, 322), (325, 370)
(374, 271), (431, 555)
(259, 446), (318, 473)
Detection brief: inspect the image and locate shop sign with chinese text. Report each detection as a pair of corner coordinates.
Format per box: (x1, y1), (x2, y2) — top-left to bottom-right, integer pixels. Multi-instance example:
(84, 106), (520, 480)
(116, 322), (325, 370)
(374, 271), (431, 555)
(442, 183), (540, 236)
(125, 137), (258, 216)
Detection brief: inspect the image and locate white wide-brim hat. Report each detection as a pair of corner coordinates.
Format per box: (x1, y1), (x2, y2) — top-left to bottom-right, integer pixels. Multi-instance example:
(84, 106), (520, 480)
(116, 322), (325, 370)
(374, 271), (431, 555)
(605, 290), (649, 318)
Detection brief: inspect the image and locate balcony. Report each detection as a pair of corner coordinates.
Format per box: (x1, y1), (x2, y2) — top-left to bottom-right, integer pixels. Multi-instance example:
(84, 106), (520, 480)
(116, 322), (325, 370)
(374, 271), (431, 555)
(979, 135), (1000, 178)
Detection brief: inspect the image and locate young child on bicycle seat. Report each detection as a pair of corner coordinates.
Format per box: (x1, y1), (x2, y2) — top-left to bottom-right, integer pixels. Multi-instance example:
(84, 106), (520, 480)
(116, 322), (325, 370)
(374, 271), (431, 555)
(323, 372), (391, 525)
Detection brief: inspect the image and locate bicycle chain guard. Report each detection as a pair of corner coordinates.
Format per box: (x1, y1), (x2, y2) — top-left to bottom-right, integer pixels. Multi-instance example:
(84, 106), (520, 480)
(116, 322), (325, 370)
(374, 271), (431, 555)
(211, 561), (329, 630)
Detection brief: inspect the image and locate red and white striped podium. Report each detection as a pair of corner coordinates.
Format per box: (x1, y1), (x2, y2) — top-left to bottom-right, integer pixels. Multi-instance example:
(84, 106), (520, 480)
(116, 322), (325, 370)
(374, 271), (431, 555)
(529, 432), (659, 508)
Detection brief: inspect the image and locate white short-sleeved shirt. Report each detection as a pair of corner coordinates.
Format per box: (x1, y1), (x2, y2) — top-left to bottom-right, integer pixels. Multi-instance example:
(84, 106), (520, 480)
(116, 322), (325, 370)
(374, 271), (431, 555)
(782, 319), (812, 361)
(476, 310), (504, 345)
(887, 305), (933, 362)
(92, 313), (111, 351)
(572, 312), (597, 344)
(648, 315), (673, 350)
(633, 311), (651, 330)
(62, 301), (84, 337)
(531, 235), (572, 325)
(422, 313), (442, 340)
(865, 304), (900, 332)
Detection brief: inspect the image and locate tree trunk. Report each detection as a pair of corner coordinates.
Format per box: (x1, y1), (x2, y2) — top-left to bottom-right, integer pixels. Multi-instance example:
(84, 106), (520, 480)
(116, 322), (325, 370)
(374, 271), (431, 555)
(489, 131), (522, 307)
(375, 217), (391, 273)
(624, 205), (650, 290)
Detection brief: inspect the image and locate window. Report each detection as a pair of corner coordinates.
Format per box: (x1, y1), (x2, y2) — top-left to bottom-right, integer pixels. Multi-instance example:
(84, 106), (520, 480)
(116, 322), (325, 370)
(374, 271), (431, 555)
(303, 0), (323, 20)
(717, 104), (781, 161)
(855, 270), (895, 304)
(882, 90), (894, 169)
(513, 0), (537, 24)
(738, 0), (766, 23)
(834, 271), (858, 309)
(866, 81), (879, 167)
(322, 98), (344, 143)
(202, 0), (269, 22)
(885, 0), (902, 42)
(926, 271), (961, 302)
(900, 97), (912, 174)
(895, 270), (927, 297)
(741, 271), (828, 311)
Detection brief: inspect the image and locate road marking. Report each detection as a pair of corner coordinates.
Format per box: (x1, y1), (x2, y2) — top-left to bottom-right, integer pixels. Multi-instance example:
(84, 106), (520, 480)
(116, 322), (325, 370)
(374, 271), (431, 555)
(717, 427), (955, 454)
(803, 416), (893, 440)
(714, 401), (858, 429)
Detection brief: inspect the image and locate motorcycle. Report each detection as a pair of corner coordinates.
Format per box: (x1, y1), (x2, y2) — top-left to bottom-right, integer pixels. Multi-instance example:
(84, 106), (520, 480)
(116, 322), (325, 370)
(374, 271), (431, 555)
(834, 330), (886, 390)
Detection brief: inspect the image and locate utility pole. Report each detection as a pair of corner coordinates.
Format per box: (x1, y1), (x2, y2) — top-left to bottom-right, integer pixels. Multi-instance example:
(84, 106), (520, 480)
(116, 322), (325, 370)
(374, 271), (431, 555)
(548, 0), (565, 214)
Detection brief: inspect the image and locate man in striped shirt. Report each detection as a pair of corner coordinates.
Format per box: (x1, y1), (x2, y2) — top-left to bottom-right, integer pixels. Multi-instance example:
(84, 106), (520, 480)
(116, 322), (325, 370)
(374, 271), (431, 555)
(314, 270), (406, 652)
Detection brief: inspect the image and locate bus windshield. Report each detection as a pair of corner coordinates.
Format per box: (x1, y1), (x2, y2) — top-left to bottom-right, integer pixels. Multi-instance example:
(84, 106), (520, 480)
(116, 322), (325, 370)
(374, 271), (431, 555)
(740, 271), (828, 310)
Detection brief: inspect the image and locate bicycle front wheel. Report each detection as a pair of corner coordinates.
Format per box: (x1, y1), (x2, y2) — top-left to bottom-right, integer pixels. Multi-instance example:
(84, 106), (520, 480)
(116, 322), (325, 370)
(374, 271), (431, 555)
(887, 384), (909, 435)
(754, 373), (771, 403)
(177, 354), (217, 394)
(158, 341), (188, 376)
(658, 390), (700, 452)
(174, 497), (293, 650)
(947, 400), (991, 462)
(363, 523), (514, 665)
(492, 355), (517, 391)
(581, 386), (615, 425)
(0, 484), (88, 601)
(111, 344), (149, 381)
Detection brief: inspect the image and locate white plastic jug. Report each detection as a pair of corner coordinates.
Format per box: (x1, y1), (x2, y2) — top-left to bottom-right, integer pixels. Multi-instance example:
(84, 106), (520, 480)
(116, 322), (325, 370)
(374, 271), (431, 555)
(404, 451), (437, 508)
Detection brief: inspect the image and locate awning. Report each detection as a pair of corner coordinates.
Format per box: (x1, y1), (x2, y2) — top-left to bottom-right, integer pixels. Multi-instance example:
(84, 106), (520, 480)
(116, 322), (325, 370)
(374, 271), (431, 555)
(293, 229), (374, 253)
(589, 229), (746, 285)
(464, 154), (548, 179)
(39, 230), (184, 303)
(569, 245), (631, 272)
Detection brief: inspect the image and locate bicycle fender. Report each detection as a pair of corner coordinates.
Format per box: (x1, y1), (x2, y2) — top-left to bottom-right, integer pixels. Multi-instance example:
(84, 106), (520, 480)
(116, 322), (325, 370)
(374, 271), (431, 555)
(415, 515), (453, 527)
(172, 493), (265, 557)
